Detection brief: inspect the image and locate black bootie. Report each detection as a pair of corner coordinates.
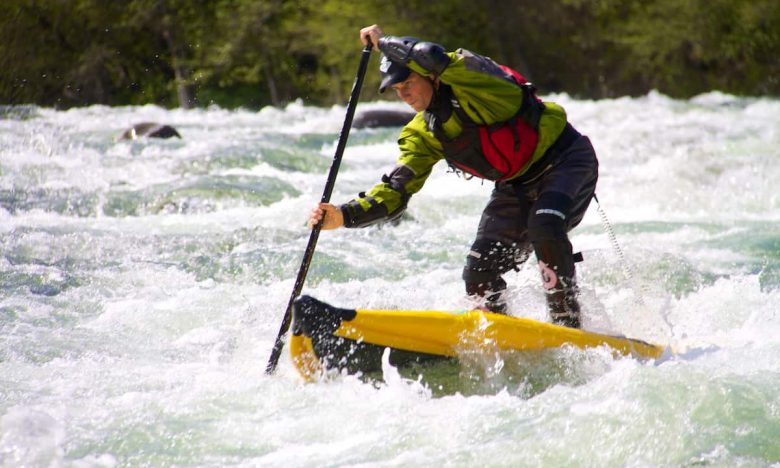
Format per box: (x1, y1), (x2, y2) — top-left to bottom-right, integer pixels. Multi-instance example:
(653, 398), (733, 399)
(484, 289), (508, 315)
(465, 277), (508, 315)
(531, 234), (581, 328)
(546, 277), (581, 328)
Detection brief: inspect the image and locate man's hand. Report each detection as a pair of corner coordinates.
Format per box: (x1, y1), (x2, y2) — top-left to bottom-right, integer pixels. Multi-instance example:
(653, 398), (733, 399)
(360, 24), (384, 51)
(308, 203), (344, 230)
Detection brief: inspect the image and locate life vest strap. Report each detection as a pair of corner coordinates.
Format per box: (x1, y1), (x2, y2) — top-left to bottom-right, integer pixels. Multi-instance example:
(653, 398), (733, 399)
(517, 83), (545, 130)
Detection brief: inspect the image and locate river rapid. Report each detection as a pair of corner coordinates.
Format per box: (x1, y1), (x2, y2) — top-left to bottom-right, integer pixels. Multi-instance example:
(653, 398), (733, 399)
(1, 92), (778, 467)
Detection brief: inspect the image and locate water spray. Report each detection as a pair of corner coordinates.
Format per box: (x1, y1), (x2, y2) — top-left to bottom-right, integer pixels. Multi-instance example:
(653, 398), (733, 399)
(593, 194), (673, 337)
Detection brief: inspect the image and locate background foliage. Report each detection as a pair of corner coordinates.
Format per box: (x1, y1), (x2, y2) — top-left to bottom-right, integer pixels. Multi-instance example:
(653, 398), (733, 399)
(1, 0), (778, 109)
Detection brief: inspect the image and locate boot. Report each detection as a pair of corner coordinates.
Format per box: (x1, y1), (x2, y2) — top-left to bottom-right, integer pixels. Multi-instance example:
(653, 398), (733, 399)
(465, 277), (508, 315)
(484, 289), (507, 314)
(531, 236), (581, 328)
(546, 279), (581, 328)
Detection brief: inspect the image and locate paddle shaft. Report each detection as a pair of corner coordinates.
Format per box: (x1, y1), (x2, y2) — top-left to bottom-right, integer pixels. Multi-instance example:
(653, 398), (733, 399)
(265, 42), (373, 374)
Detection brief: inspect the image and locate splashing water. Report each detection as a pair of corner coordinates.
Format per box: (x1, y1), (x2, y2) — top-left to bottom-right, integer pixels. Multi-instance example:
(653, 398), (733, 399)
(1, 94), (779, 466)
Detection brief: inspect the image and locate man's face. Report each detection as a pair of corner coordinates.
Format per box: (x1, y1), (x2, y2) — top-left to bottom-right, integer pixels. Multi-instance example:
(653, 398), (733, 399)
(391, 72), (434, 112)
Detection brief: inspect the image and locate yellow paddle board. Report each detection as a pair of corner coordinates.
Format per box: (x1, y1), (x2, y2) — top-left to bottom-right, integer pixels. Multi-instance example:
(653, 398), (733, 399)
(290, 295), (667, 381)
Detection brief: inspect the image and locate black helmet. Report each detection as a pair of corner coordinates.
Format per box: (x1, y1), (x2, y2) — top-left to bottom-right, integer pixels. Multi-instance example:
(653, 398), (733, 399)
(378, 54), (411, 93)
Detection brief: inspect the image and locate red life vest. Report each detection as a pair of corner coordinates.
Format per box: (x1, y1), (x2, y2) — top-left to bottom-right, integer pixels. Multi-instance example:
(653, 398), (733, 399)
(426, 65), (545, 181)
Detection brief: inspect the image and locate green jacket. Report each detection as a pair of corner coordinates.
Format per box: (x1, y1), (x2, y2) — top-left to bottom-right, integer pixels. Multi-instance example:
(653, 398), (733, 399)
(341, 46), (568, 228)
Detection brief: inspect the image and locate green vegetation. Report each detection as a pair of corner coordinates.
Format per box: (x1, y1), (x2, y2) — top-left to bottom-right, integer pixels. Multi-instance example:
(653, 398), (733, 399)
(1, 0), (777, 109)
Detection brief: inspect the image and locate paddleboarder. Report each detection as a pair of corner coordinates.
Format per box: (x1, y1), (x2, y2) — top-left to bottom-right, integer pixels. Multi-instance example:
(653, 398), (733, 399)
(309, 25), (598, 329)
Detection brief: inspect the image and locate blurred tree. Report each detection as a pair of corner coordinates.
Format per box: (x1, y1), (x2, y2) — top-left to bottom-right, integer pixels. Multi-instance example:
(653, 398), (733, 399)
(121, 0), (220, 108)
(0, 0), (127, 106)
(198, 0), (312, 108)
(299, 0), (495, 104)
(0, 0), (777, 108)
(598, 0), (780, 97)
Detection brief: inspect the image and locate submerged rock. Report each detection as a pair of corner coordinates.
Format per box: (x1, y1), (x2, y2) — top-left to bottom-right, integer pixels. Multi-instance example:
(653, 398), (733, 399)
(352, 109), (416, 129)
(117, 122), (182, 141)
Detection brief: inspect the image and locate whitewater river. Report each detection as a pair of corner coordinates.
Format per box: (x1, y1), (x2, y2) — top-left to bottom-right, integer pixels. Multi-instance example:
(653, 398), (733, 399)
(1, 92), (778, 467)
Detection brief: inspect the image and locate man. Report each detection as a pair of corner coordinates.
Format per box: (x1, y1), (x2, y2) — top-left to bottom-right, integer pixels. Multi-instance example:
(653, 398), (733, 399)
(309, 25), (598, 328)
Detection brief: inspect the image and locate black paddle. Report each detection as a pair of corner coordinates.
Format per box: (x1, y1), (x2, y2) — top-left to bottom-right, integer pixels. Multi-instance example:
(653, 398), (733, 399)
(265, 41), (374, 374)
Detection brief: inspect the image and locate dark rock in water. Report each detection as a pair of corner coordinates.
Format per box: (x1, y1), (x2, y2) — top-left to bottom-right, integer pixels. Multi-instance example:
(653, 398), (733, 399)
(117, 122), (182, 141)
(353, 109), (416, 129)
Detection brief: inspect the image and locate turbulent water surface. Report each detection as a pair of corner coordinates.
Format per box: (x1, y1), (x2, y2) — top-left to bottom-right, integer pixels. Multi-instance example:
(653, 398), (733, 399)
(1, 93), (779, 467)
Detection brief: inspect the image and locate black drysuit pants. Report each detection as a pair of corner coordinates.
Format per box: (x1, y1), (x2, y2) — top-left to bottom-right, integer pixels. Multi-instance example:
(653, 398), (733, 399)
(462, 128), (599, 313)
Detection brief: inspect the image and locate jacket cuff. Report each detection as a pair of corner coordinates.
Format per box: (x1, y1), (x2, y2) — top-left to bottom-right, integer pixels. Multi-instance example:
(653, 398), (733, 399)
(340, 198), (388, 228)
